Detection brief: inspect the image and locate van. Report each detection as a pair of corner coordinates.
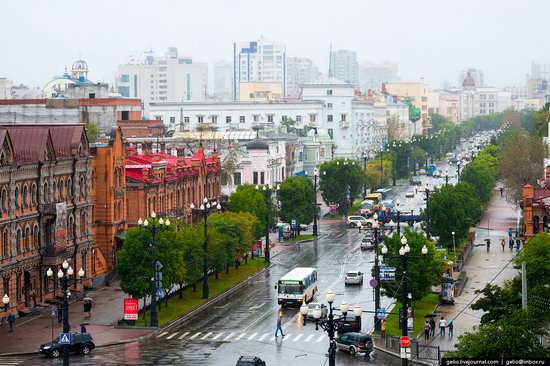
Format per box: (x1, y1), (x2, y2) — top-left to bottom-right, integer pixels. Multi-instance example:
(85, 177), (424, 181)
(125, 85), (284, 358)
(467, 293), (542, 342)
(364, 193), (383, 207)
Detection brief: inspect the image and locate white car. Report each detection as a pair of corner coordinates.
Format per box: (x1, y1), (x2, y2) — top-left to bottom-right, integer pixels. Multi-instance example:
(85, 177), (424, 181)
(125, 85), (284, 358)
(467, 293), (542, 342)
(306, 302), (328, 319)
(345, 271), (364, 285)
(346, 216), (369, 228)
(361, 237), (375, 250)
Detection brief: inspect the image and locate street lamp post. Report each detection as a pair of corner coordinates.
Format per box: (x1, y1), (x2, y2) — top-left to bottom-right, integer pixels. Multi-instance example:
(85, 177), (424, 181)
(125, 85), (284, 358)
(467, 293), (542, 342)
(190, 198), (221, 299)
(412, 138), (417, 176)
(445, 168), (449, 185)
(313, 168), (319, 236)
(396, 199), (401, 237)
(362, 152), (368, 198)
(2, 294), (8, 311)
(256, 185), (278, 263)
(372, 216), (382, 333)
(452, 231), (456, 264)
(300, 290), (362, 366)
(138, 212), (170, 326)
(46, 260), (85, 366)
(420, 182), (434, 240)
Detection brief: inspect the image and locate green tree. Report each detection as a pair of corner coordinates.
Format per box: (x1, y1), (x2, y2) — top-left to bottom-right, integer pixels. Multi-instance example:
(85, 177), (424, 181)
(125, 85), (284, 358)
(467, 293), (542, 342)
(365, 159), (392, 189)
(379, 230), (444, 302)
(515, 233), (550, 300)
(459, 155), (497, 203)
(319, 159), (365, 211)
(117, 227), (151, 299)
(85, 122), (99, 144)
(470, 278), (522, 325)
(229, 184), (273, 238)
(179, 224), (205, 293)
(156, 228), (186, 306)
(279, 176), (316, 230)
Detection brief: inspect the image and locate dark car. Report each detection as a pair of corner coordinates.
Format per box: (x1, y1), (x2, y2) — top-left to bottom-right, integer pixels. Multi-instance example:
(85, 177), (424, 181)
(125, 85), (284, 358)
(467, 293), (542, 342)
(335, 332), (374, 356)
(410, 176), (422, 186)
(39, 333), (95, 358)
(335, 314), (362, 334)
(236, 356), (266, 366)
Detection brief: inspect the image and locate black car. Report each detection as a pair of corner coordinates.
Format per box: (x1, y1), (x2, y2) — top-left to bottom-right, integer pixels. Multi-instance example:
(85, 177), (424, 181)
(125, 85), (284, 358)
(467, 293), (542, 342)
(335, 314), (362, 334)
(39, 333), (95, 358)
(236, 356), (266, 366)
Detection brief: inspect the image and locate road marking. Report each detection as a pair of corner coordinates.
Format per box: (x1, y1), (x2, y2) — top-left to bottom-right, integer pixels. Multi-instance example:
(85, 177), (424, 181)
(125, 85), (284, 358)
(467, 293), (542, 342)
(292, 334), (303, 342)
(223, 332), (235, 341)
(201, 332), (213, 340)
(214, 303), (229, 309)
(316, 334), (325, 342)
(247, 332), (258, 340)
(189, 332), (202, 340)
(212, 332), (224, 340)
(258, 333), (269, 341)
(236, 333), (246, 340)
(304, 334), (315, 342)
(249, 302), (265, 310)
(178, 331), (190, 340)
(156, 331), (168, 338)
(166, 332), (178, 340)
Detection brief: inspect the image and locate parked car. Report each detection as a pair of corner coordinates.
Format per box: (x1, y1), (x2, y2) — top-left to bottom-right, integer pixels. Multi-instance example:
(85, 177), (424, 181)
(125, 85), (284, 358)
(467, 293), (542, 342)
(306, 302), (328, 319)
(418, 168), (427, 175)
(335, 332), (374, 356)
(39, 333), (95, 358)
(335, 314), (362, 334)
(346, 216), (369, 228)
(236, 356), (267, 366)
(411, 176), (422, 186)
(299, 223), (309, 231)
(344, 271), (363, 285)
(360, 237), (374, 250)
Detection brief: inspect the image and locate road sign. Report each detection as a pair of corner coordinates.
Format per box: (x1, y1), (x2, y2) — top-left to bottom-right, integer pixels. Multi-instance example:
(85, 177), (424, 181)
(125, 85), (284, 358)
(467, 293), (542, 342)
(400, 347), (411, 359)
(156, 261), (163, 271)
(157, 289), (164, 299)
(59, 333), (71, 345)
(399, 336), (411, 348)
(376, 308), (387, 319)
(369, 278), (378, 288)
(123, 298), (139, 320)
(380, 266), (396, 282)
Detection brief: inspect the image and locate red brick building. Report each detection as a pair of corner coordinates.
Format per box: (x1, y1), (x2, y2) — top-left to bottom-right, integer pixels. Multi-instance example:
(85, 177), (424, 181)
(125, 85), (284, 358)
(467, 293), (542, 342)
(522, 167), (550, 238)
(125, 144), (222, 225)
(0, 125), (96, 314)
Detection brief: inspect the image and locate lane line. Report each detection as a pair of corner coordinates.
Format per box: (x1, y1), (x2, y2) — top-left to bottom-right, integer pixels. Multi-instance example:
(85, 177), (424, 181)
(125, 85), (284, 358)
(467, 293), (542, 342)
(304, 334), (315, 342)
(165, 332), (178, 340)
(156, 331), (168, 338)
(292, 334), (303, 342)
(212, 332), (224, 340)
(178, 331), (190, 340)
(247, 332), (258, 340)
(258, 333), (269, 341)
(236, 333), (246, 340)
(213, 303), (229, 309)
(249, 302), (265, 310)
(189, 332), (202, 340)
(316, 334), (325, 342)
(223, 332), (235, 341)
(201, 332), (213, 340)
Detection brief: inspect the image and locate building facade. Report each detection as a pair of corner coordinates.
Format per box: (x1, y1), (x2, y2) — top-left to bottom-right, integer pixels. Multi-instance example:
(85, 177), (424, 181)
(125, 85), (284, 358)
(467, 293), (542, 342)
(329, 50), (358, 86)
(0, 125), (100, 314)
(358, 61), (398, 93)
(213, 61), (234, 101)
(233, 39), (286, 101)
(0, 79), (13, 100)
(383, 82), (431, 133)
(285, 57), (320, 96)
(459, 68), (485, 88)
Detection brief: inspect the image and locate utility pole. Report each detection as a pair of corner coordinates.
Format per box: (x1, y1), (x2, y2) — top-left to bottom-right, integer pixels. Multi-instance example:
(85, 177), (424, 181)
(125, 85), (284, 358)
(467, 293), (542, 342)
(521, 262), (527, 310)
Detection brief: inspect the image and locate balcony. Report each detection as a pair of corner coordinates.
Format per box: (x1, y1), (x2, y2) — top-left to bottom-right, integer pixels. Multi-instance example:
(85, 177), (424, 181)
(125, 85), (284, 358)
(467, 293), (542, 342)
(340, 120), (350, 128)
(39, 203), (57, 216)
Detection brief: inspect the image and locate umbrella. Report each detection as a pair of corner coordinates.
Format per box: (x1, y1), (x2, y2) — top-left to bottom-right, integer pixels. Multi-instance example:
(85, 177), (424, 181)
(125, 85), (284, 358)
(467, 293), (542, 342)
(83, 297), (93, 302)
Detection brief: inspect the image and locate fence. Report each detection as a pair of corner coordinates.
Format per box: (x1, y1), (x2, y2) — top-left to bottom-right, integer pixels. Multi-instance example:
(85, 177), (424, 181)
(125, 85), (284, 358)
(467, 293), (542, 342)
(384, 336), (443, 363)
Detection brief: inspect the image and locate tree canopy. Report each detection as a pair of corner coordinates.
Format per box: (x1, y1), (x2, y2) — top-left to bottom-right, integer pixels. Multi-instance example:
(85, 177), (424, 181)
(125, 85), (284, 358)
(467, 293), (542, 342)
(279, 176), (316, 226)
(319, 159), (365, 208)
(229, 184), (273, 238)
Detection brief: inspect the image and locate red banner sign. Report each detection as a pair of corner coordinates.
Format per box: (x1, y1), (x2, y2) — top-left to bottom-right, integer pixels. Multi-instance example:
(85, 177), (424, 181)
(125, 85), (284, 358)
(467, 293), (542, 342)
(124, 298), (138, 320)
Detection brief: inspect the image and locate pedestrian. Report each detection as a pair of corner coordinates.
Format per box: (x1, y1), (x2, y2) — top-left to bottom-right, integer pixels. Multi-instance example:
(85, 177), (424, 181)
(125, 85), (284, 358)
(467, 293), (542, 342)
(485, 238), (491, 253)
(274, 313), (284, 338)
(429, 318), (436, 338)
(499, 187), (504, 197)
(515, 238), (521, 253)
(80, 324), (87, 333)
(439, 316), (446, 337)
(508, 228), (513, 239)
(423, 320), (430, 339)
(57, 302), (63, 323)
(448, 320), (454, 338)
(509, 239), (514, 251)
(7, 313), (15, 332)
(501, 239), (505, 251)
(381, 318), (386, 338)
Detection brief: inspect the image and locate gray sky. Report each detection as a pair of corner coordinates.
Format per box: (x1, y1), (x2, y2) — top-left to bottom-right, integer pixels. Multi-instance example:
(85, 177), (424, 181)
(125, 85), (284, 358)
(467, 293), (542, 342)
(2, 0), (549, 89)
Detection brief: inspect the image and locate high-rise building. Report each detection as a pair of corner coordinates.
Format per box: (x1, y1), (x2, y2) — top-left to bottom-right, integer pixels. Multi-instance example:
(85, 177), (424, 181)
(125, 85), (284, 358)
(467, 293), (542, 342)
(358, 61), (398, 92)
(329, 49), (357, 86)
(285, 57), (319, 96)
(116, 48), (208, 112)
(530, 61), (550, 80)
(0, 78), (13, 99)
(459, 68), (485, 88)
(213, 61), (233, 101)
(233, 39), (286, 101)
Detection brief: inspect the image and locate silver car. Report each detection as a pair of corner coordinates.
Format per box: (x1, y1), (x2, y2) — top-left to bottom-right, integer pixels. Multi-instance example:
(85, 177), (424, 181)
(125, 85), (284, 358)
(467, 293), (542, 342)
(345, 271), (364, 285)
(361, 237), (374, 250)
(306, 302), (328, 319)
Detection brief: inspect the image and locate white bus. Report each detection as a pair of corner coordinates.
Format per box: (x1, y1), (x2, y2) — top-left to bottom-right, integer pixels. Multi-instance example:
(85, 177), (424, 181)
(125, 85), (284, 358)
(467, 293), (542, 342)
(277, 267), (318, 306)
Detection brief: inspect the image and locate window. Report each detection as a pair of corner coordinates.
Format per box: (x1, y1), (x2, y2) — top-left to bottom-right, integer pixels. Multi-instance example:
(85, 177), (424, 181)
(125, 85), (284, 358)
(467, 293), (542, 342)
(327, 103), (333, 109)
(121, 111), (129, 120)
(239, 116), (246, 124)
(2, 228), (8, 258)
(260, 172), (265, 184)
(16, 273), (21, 302)
(341, 114), (347, 122)
(328, 129), (334, 139)
(14, 186), (19, 208)
(81, 252), (87, 275)
(233, 172), (241, 186)
(211, 115), (218, 123)
(88, 93), (95, 99)
(282, 115), (288, 122)
(24, 227), (30, 252)
(197, 116), (204, 123)
(296, 116), (302, 122)
(170, 117), (176, 124)
(33, 226), (39, 249)
(309, 114), (316, 122)
(253, 115), (260, 122)
(327, 90), (333, 96)
(52, 180), (56, 201)
(16, 228), (22, 254)
(119, 74), (130, 83)
(184, 117), (190, 124)
(79, 175), (85, 197)
(59, 179), (64, 200)
(43, 182), (49, 203)
(3, 277), (8, 300)
(327, 115), (333, 122)
(253, 172), (258, 185)
(80, 210), (86, 236)
(66, 178), (72, 199)
(226, 116), (232, 123)
(31, 183), (37, 205)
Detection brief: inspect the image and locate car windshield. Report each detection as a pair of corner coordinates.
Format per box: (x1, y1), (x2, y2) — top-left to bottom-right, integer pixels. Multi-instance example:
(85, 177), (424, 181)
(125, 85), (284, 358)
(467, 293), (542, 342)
(278, 284), (303, 295)
(347, 273), (358, 277)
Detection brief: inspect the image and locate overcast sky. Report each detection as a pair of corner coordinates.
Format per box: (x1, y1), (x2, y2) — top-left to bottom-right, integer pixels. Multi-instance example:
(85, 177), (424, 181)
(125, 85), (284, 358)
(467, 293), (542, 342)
(2, 0), (549, 90)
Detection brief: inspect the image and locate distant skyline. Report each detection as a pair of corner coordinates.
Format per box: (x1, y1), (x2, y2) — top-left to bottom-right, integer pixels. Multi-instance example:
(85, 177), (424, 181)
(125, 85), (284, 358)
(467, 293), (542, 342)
(1, 0), (549, 90)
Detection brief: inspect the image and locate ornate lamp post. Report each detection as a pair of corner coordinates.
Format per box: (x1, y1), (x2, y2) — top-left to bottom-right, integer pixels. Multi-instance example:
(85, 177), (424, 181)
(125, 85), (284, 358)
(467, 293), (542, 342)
(452, 231), (456, 263)
(255, 185), (278, 263)
(190, 198), (221, 299)
(444, 168), (449, 185)
(2, 294), (8, 311)
(300, 290), (362, 366)
(313, 168), (319, 236)
(47, 260), (85, 365)
(396, 199), (402, 236)
(361, 151), (368, 198)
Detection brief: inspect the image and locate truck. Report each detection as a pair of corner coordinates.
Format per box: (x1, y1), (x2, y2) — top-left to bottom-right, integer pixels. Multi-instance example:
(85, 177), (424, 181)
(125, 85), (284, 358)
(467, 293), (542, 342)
(376, 209), (422, 226)
(426, 164), (437, 177)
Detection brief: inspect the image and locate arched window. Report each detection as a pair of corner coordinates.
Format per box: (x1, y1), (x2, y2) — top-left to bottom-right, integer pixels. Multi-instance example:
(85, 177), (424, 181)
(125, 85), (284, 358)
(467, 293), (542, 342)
(67, 177), (72, 199)
(43, 182), (49, 203)
(24, 227), (30, 252)
(52, 180), (57, 201)
(14, 185), (19, 208)
(22, 184), (28, 208)
(1, 227), (8, 258)
(16, 228), (22, 254)
(80, 175), (85, 197)
(80, 210), (86, 236)
(31, 183), (37, 205)
(32, 225), (39, 249)
(68, 215), (74, 240)
(59, 179), (64, 200)
(1, 188), (7, 212)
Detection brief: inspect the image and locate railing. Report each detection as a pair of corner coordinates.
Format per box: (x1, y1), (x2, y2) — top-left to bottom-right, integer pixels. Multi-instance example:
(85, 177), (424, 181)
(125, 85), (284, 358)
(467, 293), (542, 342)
(339, 120), (350, 128)
(384, 336), (443, 363)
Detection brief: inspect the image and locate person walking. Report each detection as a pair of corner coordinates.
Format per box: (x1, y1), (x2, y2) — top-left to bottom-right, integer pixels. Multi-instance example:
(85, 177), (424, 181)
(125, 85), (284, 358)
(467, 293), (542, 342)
(429, 318), (436, 338)
(439, 316), (447, 337)
(515, 238), (521, 253)
(7, 313), (15, 332)
(274, 314), (284, 338)
(501, 239), (505, 251)
(80, 324), (87, 333)
(499, 187), (504, 197)
(485, 238), (491, 253)
(509, 238), (514, 251)
(448, 320), (454, 337)
(56, 302), (63, 323)
(423, 320), (431, 340)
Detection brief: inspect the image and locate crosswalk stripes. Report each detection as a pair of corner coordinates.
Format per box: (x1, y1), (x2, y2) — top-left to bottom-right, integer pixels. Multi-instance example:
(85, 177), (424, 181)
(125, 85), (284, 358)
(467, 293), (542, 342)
(316, 334), (325, 342)
(212, 332), (224, 340)
(166, 332), (178, 340)
(258, 333), (269, 341)
(0, 357), (26, 366)
(235, 333), (246, 340)
(156, 331), (168, 338)
(178, 331), (190, 340)
(189, 332), (202, 340)
(247, 332), (257, 340)
(223, 332), (235, 341)
(292, 334), (303, 342)
(158, 330), (327, 345)
(304, 334), (315, 342)
(200, 332), (212, 340)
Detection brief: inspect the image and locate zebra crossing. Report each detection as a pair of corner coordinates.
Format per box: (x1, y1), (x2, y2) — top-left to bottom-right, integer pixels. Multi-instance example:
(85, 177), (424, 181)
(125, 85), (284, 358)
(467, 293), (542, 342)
(0, 356), (26, 366)
(155, 330), (326, 344)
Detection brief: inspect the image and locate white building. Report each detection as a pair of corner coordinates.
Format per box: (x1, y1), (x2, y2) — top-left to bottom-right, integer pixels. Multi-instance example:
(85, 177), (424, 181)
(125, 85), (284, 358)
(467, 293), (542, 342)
(213, 61), (233, 101)
(530, 61), (550, 80)
(285, 57), (319, 96)
(459, 68), (485, 88)
(233, 39), (286, 101)
(358, 61), (399, 93)
(329, 50), (358, 86)
(116, 47), (208, 113)
(0, 78), (13, 99)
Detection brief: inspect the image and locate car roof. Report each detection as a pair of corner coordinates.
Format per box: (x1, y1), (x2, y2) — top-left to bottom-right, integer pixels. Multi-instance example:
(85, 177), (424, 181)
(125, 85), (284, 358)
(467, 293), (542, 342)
(346, 270), (360, 274)
(338, 332), (371, 338)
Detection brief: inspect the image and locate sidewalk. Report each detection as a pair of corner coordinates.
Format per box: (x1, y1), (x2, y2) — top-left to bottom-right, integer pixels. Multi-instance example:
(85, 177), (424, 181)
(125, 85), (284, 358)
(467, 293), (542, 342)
(0, 282), (152, 355)
(416, 189), (521, 354)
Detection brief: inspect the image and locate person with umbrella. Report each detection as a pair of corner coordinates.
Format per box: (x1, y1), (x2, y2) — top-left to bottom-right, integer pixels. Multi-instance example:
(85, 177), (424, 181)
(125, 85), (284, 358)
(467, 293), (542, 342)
(83, 298), (93, 318)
